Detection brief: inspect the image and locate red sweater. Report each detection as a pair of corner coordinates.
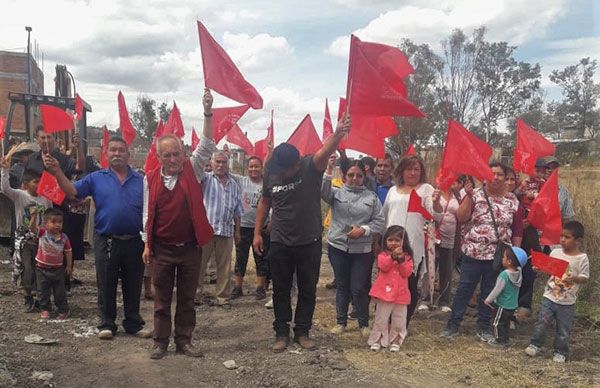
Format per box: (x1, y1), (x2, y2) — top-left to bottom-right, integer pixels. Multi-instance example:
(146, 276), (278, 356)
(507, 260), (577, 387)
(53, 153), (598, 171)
(153, 179), (196, 245)
(146, 160), (213, 253)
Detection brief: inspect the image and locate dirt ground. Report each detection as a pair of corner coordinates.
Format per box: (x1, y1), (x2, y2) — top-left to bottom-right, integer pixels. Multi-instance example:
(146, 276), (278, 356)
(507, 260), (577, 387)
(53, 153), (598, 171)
(1, 242), (599, 388)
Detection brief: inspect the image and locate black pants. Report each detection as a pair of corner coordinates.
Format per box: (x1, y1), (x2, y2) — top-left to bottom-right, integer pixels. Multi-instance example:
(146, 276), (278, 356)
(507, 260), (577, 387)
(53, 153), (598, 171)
(234, 227), (269, 278)
(492, 306), (514, 344)
(94, 234), (145, 334)
(36, 267), (69, 313)
(268, 239), (321, 337)
(519, 226), (540, 309)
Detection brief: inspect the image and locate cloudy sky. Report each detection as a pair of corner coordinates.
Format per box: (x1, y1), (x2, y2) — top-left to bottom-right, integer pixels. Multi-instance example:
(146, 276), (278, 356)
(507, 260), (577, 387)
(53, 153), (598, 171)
(1, 0), (599, 146)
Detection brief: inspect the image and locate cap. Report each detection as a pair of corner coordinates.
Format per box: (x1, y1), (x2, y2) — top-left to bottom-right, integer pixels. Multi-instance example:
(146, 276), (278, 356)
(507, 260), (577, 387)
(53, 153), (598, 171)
(511, 246), (528, 267)
(545, 156), (560, 167)
(535, 158), (547, 168)
(266, 143), (300, 175)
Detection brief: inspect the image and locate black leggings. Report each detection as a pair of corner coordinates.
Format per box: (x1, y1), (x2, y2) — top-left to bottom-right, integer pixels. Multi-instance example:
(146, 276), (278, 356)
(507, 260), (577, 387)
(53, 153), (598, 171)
(234, 227), (269, 278)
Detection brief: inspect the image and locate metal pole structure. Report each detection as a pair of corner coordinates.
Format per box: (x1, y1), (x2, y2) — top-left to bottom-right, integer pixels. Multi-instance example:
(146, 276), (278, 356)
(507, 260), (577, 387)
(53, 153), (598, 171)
(25, 26), (32, 93)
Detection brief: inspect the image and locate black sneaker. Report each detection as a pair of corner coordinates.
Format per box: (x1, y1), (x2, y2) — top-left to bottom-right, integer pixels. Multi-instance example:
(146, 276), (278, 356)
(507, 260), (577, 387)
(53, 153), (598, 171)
(23, 296), (35, 313)
(440, 325), (459, 338)
(476, 327), (494, 342)
(348, 310), (358, 320)
(231, 287), (243, 300)
(255, 287), (266, 300)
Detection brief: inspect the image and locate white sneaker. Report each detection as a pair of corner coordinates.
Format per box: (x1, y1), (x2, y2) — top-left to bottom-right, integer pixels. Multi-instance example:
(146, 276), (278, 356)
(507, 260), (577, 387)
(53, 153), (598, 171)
(417, 304), (429, 312)
(98, 329), (114, 340)
(264, 298), (273, 309)
(440, 306), (452, 313)
(525, 344), (539, 357)
(389, 344), (401, 352)
(370, 343), (381, 352)
(330, 324), (345, 334)
(553, 353), (566, 363)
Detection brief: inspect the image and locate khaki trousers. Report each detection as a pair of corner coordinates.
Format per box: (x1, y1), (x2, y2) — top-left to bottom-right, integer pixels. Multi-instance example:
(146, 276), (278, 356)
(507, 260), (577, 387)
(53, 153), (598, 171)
(197, 236), (233, 304)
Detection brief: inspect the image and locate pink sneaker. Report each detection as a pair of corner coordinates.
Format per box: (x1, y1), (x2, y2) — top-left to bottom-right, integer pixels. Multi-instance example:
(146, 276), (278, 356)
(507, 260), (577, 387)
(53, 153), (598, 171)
(40, 311), (50, 320)
(57, 311), (70, 320)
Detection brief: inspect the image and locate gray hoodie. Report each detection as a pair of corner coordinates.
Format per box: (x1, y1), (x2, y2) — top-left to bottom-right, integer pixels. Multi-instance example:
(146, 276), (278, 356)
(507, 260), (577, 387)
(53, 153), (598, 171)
(321, 175), (385, 254)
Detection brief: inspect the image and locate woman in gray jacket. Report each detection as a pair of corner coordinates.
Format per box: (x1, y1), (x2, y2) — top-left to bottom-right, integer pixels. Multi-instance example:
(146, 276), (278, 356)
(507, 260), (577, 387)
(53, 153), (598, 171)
(322, 158), (385, 337)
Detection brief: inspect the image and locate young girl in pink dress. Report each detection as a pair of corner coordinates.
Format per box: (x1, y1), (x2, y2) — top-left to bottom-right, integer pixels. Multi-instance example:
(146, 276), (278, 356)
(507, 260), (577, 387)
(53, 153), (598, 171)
(368, 225), (413, 352)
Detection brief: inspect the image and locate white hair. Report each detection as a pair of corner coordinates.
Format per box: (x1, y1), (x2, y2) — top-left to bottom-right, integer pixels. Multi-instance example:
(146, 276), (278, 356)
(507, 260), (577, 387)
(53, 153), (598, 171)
(156, 134), (183, 154)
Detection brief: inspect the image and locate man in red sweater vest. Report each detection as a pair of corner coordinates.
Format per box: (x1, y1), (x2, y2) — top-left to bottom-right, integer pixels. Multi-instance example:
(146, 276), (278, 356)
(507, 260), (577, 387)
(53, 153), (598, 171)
(142, 89), (215, 360)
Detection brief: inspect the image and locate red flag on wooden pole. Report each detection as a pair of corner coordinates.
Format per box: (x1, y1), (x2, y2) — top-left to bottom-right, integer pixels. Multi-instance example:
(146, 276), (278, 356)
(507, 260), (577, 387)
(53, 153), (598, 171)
(163, 102), (185, 138)
(212, 104), (250, 143)
(226, 124), (254, 155)
(191, 127), (200, 150)
(322, 98), (334, 141)
(435, 120), (494, 190)
(527, 170), (562, 245)
(74, 94), (84, 121)
(407, 189), (433, 220)
(346, 35), (424, 118)
(513, 118), (556, 176)
(37, 171), (66, 205)
(287, 114), (322, 156)
(100, 126), (109, 168)
(254, 110), (274, 161)
(197, 21), (263, 109)
(40, 105), (74, 133)
(117, 91), (136, 145)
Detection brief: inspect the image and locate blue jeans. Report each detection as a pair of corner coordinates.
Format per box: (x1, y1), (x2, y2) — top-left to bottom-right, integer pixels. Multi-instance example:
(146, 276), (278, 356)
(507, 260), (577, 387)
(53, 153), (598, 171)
(530, 297), (575, 356)
(447, 255), (496, 330)
(328, 245), (374, 328)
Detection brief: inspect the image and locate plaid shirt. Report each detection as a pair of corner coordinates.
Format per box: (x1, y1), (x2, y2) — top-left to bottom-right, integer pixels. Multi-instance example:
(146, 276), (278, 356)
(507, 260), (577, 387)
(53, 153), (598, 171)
(202, 172), (243, 237)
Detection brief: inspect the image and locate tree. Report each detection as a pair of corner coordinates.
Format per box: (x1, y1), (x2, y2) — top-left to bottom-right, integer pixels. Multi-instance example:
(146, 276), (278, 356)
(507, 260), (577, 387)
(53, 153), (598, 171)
(157, 102), (172, 123)
(549, 57), (600, 138)
(131, 95), (158, 144)
(475, 41), (541, 142)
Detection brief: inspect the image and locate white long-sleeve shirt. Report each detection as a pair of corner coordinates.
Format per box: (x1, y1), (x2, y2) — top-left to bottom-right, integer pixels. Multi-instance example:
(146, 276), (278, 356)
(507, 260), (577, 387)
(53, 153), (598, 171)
(1, 168), (52, 233)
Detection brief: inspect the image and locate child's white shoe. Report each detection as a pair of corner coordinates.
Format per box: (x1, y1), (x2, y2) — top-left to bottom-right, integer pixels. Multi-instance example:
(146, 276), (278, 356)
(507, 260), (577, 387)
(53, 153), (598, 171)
(553, 353), (566, 363)
(389, 344), (401, 352)
(417, 304), (429, 312)
(524, 344), (539, 357)
(370, 343), (381, 352)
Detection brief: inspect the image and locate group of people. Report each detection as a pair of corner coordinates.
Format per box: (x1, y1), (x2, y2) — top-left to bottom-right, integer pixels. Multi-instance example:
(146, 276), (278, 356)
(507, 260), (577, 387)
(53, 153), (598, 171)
(1, 89), (590, 363)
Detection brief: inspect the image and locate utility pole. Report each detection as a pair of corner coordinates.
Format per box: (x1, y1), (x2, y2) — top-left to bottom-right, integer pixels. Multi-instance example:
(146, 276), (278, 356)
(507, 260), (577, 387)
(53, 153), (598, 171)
(25, 26), (32, 93)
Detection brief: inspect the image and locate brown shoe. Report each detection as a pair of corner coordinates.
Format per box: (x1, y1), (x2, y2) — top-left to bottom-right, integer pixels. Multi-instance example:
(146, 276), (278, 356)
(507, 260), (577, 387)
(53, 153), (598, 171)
(294, 335), (316, 350)
(272, 336), (289, 353)
(150, 344), (168, 360)
(176, 343), (204, 358)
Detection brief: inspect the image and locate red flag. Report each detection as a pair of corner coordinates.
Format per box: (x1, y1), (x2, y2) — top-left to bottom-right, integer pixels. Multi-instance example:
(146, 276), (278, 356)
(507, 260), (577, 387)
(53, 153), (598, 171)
(527, 170), (562, 245)
(197, 21), (263, 109)
(163, 102), (185, 138)
(405, 144), (416, 156)
(436, 120), (494, 190)
(226, 124), (254, 155)
(191, 127), (200, 149)
(254, 110), (274, 161)
(144, 120), (164, 174)
(74, 94), (84, 121)
(37, 171), (66, 206)
(287, 114), (323, 156)
(39, 104), (73, 133)
(337, 97), (396, 158)
(407, 189), (433, 220)
(117, 91), (136, 145)
(0, 115), (5, 139)
(322, 98), (334, 141)
(514, 118), (556, 175)
(346, 35), (424, 117)
(531, 250), (569, 278)
(100, 126), (109, 169)
(212, 104), (250, 143)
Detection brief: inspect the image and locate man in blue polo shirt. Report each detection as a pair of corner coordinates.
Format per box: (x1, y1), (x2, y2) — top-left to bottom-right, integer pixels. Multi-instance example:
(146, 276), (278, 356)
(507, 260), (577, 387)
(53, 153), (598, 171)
(374, 155), (394, 204)
(43, 137), (151, 340)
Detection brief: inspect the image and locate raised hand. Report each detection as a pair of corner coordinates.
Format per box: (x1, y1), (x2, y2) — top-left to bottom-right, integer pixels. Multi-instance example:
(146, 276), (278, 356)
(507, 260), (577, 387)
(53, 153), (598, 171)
(203, 88), (213, 114)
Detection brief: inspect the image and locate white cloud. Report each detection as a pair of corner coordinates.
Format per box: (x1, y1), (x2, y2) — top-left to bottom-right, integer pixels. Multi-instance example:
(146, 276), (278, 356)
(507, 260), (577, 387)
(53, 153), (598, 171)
(216, 9), (261, 23)
(327, 0), (567, 57)
(222, 32), (294, 72)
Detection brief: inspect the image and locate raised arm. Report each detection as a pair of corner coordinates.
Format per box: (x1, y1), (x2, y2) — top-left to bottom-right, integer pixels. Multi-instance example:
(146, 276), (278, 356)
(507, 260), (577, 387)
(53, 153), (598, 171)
(72, 132), (86, 173)
(191, 89), (218, 181)
(0, 158), (20, 201)
(312, 113), (351, 172)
